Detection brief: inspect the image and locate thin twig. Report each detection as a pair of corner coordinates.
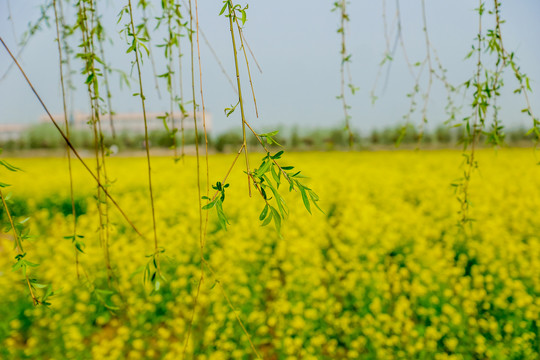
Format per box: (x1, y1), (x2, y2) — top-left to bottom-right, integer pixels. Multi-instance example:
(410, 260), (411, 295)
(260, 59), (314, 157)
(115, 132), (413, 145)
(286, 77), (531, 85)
(210, 144), (245, 202)
(234, 18), (259, 118)
(194, 0), (211, 240)
(0, 189), (39, 305)
(0, 2), (53, 82)
(127, 0), (160, 260)
(7, 0), (17, 41)
(96, 2), (117, 138)
(180, 0), (238, 93)
(420, 0), (434, 125)
(141, 2), (162, 99)
(227, 2), (251, 196)
(175, 2), (186, 161)
(181, 0), (204, 356)
(460, 0), (483, 226)
(239, 29), (262, 74)
(200, 27), (238, 94)
(53, 0), (79, 278)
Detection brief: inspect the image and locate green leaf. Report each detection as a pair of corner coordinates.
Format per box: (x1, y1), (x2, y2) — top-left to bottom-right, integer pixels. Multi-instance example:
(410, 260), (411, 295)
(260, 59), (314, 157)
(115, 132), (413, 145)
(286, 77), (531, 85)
(271, 151), (284, 159)
(219, 2), (228, 16)
(256, 161), (272, 177)
(202, 199), (216, 210)
(307, 189), (319, 201)
(265, 177), (287, 218)
(126, 44), (136, 53)
(162, 114), (171, 133)
(298, 183), (311, 214)
(266, 136), (283, 147)
(215, 199), (229, 230)
(259, 130), (279, 138)
(260, 186), (268, 200)
(241, 9), (247, 25)
(12, 261), (23, 272)
(0, 160), (22, 172)
(42, 285), (54, 302)
(270, 165), (281, 188)
(85, 73), (95, 84)
(32, 282), (49, 289)
(259, 204), (269, 221)
(309, 190), (325, 215)
(270, 207), (281, 234)
(261, 211), (273, 226)
(75, 241), (85, 254)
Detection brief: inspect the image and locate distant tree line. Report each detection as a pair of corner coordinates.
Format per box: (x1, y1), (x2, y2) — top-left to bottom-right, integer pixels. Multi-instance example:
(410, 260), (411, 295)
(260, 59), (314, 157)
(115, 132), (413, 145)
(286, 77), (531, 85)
(1, 123), (536, 152)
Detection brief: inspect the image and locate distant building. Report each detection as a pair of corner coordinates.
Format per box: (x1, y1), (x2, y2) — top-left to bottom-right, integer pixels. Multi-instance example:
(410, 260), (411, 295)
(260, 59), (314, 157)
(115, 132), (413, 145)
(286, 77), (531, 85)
(0, 111), (212, 141)
(38, 111), (212, 134)
(0, 123), (29, 141)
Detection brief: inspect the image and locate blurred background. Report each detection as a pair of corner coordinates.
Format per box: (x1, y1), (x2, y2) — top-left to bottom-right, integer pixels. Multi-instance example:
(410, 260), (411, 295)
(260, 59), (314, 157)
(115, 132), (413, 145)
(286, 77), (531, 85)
(1, 0), (539, 151)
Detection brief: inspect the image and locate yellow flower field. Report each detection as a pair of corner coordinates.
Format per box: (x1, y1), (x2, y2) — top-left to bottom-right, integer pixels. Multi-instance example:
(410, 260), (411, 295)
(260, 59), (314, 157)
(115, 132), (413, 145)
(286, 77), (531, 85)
(0, 149), (539, 359)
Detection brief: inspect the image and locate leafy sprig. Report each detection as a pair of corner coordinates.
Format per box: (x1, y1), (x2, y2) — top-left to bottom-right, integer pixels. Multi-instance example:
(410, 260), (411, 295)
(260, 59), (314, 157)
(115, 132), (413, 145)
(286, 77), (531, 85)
(202, 150), (323, 235)
(64, 234), (86, 254)
(135, 248), (167, 293)
(250, 151), (323, 234)
(12, 253), (54, 306)
(219, 0), (249, 25)
(202, 182), (230, 230)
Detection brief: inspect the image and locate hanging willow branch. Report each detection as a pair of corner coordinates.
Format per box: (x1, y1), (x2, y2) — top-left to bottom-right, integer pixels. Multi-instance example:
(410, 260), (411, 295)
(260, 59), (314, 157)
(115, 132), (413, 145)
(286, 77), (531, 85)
(53, 0), (81, 278)
(121, 0), (162, 285)
(332, 0), (356, 148)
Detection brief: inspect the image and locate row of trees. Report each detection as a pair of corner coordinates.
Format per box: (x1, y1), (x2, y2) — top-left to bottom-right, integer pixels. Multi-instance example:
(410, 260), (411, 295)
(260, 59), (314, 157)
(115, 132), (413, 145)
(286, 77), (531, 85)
(1, 123), (535, 152)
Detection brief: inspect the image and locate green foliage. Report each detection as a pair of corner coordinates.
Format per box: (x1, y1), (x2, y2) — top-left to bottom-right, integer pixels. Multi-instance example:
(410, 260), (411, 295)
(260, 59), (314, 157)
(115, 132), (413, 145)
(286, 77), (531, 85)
(40, 195), (87, 218)
(0, 195), (29, 221)
(202, 182), (230, 230)
(258, 130), (282, 147)
(64, 234), (86, 254)
(453, 0), (539, 226)
(3, 124), (538, 153)
(250, 151), (323, 235)
(135, 248), (167, 294)
(12, 253), (39, 278)
(219, 0), (249, 25)
(215, 130), (243, 153)
(0, 160), (51, 306)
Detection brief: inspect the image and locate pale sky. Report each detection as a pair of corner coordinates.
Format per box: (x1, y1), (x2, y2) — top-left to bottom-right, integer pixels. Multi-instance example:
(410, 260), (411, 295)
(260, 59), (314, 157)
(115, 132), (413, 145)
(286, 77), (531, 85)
(1, 0), (539, 135)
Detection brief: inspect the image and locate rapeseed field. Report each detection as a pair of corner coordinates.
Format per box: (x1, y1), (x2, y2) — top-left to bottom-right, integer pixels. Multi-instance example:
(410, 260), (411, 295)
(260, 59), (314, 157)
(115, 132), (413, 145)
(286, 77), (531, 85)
(1, 149), (539, 359)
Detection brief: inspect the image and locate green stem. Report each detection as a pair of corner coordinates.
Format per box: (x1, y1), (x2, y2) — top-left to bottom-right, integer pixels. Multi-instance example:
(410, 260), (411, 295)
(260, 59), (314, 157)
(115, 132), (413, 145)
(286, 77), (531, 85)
(182, 1), (204, 357)
(338, 0), (354, 148)
(53, 0), (79, 278)
(0, 189), (39, 305)
(227, 1), (251, 196)
(127, 0), (160, 261)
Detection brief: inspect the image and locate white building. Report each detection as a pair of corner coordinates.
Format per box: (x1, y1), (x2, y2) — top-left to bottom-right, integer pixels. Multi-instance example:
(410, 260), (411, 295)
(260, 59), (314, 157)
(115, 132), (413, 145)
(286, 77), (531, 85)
(0, 123), (31, 141)
(38, 111), (212, 134)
